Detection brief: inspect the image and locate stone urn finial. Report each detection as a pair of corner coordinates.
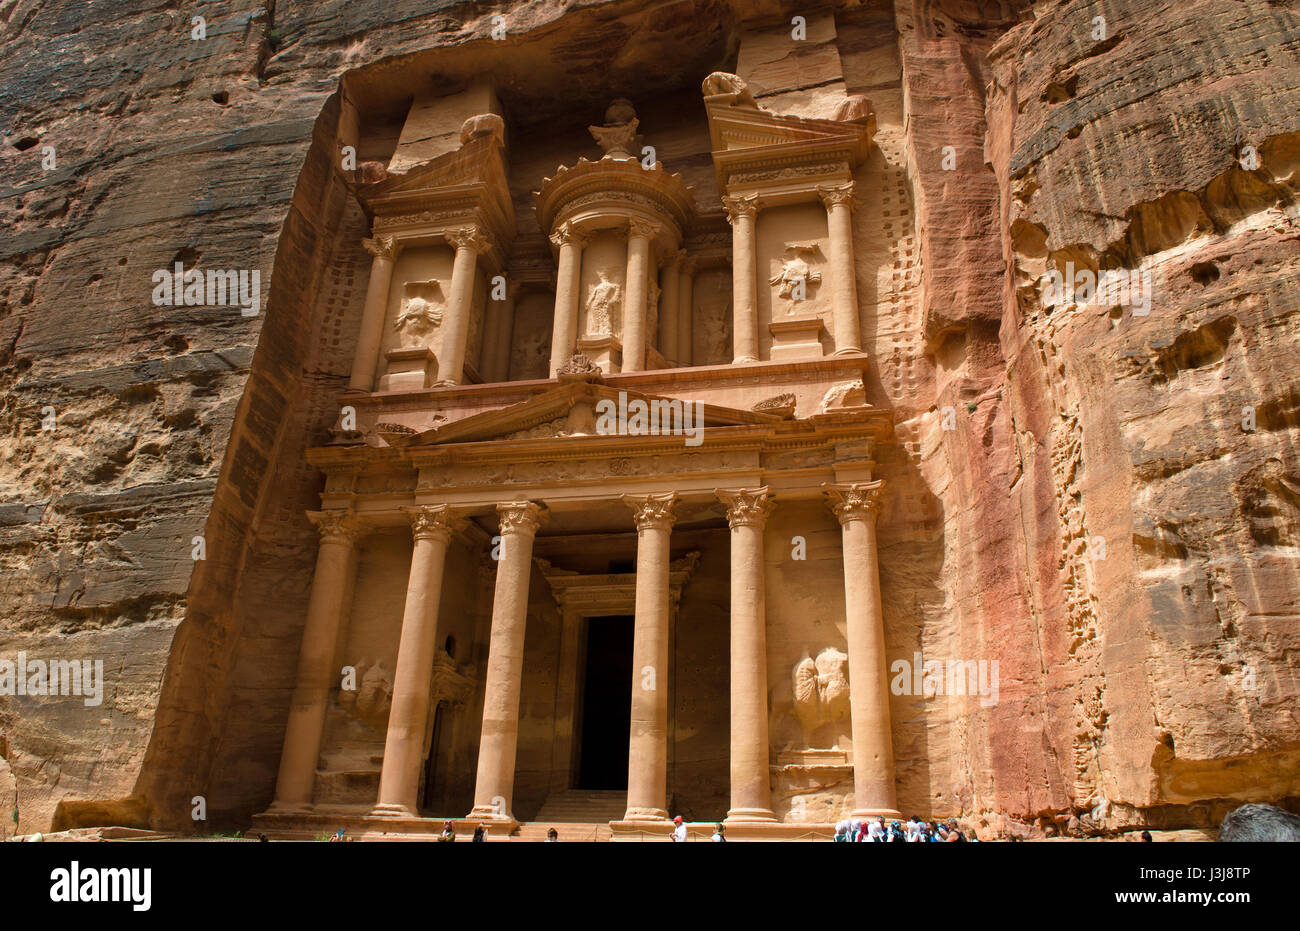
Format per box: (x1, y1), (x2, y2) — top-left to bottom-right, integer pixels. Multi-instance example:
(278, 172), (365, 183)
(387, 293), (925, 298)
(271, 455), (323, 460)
(589, 99), (642, 159)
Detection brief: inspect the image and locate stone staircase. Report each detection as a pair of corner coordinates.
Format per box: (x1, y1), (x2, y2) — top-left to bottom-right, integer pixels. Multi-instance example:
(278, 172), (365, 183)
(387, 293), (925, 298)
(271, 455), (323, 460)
(512, 789), (627, 842)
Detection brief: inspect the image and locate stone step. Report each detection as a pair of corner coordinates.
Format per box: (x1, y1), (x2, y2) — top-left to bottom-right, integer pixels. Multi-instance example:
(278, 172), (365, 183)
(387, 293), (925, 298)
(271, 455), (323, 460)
(532, 789), (628, 824)
(514, 822), (614, 843)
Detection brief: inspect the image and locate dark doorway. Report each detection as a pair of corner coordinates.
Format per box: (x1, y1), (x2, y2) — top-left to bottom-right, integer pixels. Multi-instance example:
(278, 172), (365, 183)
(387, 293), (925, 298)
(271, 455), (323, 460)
(576, 615), (634, 789)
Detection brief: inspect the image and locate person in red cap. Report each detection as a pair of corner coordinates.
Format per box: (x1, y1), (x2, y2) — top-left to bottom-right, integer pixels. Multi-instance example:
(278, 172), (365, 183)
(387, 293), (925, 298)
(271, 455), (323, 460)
(671, 815), (687, 842)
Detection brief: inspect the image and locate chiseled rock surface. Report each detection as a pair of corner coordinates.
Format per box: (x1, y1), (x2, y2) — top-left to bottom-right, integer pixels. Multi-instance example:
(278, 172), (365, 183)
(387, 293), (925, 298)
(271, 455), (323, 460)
(0, 0), (1296, 837)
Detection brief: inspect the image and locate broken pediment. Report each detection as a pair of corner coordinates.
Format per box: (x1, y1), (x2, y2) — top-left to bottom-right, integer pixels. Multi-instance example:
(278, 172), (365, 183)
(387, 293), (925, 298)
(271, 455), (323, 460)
(388, 380), (788, 450)
(357, 126), (515, 264)
(702, 72), (875, 198)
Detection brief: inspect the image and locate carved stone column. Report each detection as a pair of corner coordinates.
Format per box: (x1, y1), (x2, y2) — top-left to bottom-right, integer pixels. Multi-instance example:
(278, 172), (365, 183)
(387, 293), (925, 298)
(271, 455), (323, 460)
(622, 492), (677, 821)
(348, 236), (398, 392)
(677, 257), (695, 365)
(548, 222), (589, 377)
(658, 250), (682, 363)
(438, 226), (491, 386)
(717, 487), (777, 823)
(724, 194), (761, 363)
(824, 481), (899, 818)
(622, 218), (657, 373)
(482, 287), (516, 384)
(819, 183), (863, 354)
(270, 510), (361, 811)
(372, 505), (464, 818)
(468, 501), (545, 821)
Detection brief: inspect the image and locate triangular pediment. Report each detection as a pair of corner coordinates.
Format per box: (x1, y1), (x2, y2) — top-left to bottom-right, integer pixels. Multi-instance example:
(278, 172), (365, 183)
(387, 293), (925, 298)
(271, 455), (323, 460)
(392, 381), (784, 449)
(361, 134), (505, 204)
(706, 102), (869, 154)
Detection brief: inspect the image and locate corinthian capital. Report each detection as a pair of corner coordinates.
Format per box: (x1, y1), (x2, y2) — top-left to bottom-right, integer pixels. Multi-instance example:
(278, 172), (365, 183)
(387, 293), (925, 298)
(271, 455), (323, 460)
(497, 500), (545, 538)
(817, 183), (857, 211)
(362, 235), (398, 260)
(722, 193), (762, 223)
(403, 504), (467, 543)
(626, 217), (661, 241)
(624, 492), (678, 531)
(307, 509), (362, 544)
(446, 226), (492, 254)
(549, 221), (591, 250)
(716, 487), (774, 528)
(822, 480), (885, 525)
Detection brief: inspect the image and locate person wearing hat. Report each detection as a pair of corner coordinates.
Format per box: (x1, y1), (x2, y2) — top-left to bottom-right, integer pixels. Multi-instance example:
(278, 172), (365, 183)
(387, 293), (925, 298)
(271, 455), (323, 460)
(671, 815), (687, 842)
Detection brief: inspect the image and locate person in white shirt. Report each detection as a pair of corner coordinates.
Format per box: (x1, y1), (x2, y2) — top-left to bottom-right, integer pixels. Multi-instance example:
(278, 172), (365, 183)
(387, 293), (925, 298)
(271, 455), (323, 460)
(711, 823), (726, 843)
(906, 816), (924, 842)
(849, 818), (863, 842)
(867, 816), (886, 841)
(671, 815), (688, 842)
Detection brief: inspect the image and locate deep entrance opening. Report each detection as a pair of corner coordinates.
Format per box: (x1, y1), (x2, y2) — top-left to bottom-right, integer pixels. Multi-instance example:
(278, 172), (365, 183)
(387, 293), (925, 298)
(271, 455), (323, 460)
(576, 615), (634, 790)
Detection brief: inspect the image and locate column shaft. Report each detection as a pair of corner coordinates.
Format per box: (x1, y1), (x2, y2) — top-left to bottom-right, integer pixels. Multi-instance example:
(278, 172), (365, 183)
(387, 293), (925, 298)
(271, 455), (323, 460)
(719, 488), (777, 822)
(623, 493), (677, 821)
(622, 221), (655, 374)
(820, 184), (863, 354)
(548, 224), (586, 376)
(372, 506), (461, 817)
(468, 502), (545, 820)
(658, 253), (681, 364)
(724, 195), (760, 363)
(348, 238), (397, 392)
(677, 260), (694, 365)
(270, 510), (360, 810)
(482, 291), (515, 384)
(825, 481), (898, 818)
(439, 228), (489, 386)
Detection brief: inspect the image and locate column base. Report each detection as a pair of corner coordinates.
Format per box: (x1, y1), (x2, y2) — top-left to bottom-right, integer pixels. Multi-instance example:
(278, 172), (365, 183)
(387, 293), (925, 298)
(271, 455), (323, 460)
(725, 807), (778, 823)
(368, 803), (417, 819)
(733, 355), (759, 364)
(832, 345), (864, 356)
(621, 807), (669, 822)
(852, 808), (903, 821)
(465, 805), (516, 822)
(265, 800), (313, 815)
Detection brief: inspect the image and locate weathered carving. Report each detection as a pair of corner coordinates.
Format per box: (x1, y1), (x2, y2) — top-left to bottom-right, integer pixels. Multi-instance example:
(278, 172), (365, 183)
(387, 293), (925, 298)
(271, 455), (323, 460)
(497, 500), (545, 537)
(307, 509), (361, 543)
(702, 71), (756, 107)
(589, 98), (643, 159)
(403, 504), (466, 542)
(753, 393), (797, 416)
(549, 221), (591, 250)
(833, 94), (874, 123)
(722, 193), (762, 223)
(337, 657), (393, 724)
(819, 378), (868, 412)
(624, 492), (678, 530)
(717, 487), (774, 528)
(769, 244), (822, 308)
(459, 112), (506, 146)
(817, 182), (857, 211)
(394, 280), (444, 347)
(362, 235), (398, 260)
(823, 480), (885, 524)
(557, 351), (604, 380)
(793, 648), (851, 744)
(446, 227), (491, 254)
(584, 269), (622, 337)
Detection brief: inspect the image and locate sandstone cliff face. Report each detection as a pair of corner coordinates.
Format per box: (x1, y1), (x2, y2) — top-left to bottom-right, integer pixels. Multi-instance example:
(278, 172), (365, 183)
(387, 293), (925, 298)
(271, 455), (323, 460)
(1, 0), (1296, 836)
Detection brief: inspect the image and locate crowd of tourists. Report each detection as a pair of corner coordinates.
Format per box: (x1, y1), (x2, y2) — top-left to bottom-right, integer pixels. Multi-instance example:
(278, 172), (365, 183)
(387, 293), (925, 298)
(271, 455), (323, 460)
(832, 815), (973, 842)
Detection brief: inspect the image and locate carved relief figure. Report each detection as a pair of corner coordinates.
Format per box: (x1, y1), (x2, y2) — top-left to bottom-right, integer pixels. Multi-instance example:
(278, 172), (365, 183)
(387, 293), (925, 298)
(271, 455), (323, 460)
(394, 280), (444, 348)
(585, 268), (622, 337)
(793, 647), (851, 746)
(770, 244), (822, 312)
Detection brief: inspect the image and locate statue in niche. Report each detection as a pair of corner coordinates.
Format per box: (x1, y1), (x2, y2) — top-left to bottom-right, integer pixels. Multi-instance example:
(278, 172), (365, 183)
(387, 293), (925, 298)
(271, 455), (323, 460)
(585, 269), (622, 337)
(793, 647), (851, 747)
(394, 280), (444, 348)
(769, 244), (822, 313)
